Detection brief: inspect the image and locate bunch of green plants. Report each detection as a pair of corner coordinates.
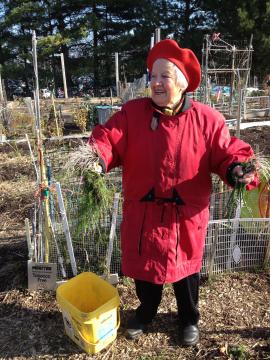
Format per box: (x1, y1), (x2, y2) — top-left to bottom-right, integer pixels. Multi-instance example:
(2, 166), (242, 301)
(87, 104), (99, 128)
(228, 344), (248, 359)
(225, 156), (270, 219)
(76, 170), (115, 237)
(225, 160), (257, 219)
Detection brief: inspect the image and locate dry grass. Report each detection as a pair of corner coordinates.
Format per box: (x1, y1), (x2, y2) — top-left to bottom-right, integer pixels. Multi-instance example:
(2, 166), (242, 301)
(0, 155), (34, 181)
(64, 142), (100, 175)
(0, 177), (36, 228)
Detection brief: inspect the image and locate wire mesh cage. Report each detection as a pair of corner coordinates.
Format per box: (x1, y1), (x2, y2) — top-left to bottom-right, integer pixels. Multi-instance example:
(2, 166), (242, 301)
(42, 141), (122, 279)
(38, 141), (270, 281)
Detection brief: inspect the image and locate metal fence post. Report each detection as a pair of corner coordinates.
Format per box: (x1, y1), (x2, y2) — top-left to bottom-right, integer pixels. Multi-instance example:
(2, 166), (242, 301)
(208, 223), (219, 278)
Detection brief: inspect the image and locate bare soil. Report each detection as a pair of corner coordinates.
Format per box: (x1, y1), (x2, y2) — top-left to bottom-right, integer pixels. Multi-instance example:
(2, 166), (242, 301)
(234, 126), (270, 156)
(0, 123), (270, 360)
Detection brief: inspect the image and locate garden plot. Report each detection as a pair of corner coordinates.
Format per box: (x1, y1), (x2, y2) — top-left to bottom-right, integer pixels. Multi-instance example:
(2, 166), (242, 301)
(0, 125), (270, 359)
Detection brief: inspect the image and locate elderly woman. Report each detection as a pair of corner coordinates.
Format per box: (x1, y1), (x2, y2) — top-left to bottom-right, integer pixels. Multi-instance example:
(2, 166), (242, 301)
(89, 39), (258, 345)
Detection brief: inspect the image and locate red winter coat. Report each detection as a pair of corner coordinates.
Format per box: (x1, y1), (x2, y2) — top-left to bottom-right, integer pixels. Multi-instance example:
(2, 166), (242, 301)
(90, 97), (257, 284)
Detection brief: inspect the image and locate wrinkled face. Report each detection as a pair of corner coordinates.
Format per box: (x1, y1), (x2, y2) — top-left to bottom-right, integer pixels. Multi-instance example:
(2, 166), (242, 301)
(150, 58), (187, 107)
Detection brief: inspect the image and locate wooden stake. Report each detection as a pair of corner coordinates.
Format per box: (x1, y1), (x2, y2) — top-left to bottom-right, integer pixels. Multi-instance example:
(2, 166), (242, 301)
(150, 34), (154, 49)
(115, 52), (119, 97)
(155, 28), (161, 43)
(32, 31), (41, 132)
(60, 53), (68, 99)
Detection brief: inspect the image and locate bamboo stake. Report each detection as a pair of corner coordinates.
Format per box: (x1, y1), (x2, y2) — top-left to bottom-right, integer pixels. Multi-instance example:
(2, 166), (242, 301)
(32, 30), (51, 263)
(37, 139), (50, 263)
(32, 31), (41, 132)
(32, 202), (38, 262)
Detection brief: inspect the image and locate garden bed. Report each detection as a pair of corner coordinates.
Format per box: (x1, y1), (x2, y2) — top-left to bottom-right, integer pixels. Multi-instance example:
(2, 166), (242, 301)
(0, 123), (270, 359)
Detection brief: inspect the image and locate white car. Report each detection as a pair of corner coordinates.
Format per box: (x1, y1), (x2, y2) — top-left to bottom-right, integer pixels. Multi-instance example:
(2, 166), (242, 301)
(41, 88), (51, 99)
(246, 87), (260, 96)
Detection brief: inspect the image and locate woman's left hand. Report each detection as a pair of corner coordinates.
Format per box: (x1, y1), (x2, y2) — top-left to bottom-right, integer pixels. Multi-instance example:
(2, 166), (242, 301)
(232, 165), (256, 184)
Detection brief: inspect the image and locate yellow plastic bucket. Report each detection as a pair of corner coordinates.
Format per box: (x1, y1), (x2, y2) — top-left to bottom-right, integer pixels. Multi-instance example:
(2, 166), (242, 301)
(56, 272), (120, 354)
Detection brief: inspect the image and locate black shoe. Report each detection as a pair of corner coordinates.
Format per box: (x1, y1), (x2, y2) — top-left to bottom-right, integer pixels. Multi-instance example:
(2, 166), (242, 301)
(126, 317), (147, 340)
(179, 324), (199, 346)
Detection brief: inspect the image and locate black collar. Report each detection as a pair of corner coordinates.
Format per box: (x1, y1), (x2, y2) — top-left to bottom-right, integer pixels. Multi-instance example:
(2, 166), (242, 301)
(151, 95), (191, 116)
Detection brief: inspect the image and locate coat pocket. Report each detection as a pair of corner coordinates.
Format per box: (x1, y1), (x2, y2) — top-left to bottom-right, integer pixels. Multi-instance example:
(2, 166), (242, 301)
(178, 206), (209, 260)
(120, 201), (147, 256)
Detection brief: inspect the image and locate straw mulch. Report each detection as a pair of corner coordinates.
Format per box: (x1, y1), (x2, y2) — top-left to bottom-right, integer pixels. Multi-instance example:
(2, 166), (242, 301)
(0, 154), (34, 182)
(0, 177), (36, 229)
(0, 153), (36, 231)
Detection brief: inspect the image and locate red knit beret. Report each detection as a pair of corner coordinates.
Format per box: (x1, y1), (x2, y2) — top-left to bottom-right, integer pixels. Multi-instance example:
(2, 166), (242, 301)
(147, 39), (201, 92)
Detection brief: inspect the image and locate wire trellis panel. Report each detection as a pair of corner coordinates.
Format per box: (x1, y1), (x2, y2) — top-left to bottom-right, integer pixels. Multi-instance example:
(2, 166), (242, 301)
(41, 142), (270, 281)
(202, 218), (270, 277)
(45, 188), (122, 280)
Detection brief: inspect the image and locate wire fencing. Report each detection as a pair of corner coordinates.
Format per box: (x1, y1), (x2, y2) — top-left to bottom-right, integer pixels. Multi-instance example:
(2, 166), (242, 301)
(120, 75), (148, 104)
(202, 218), (270, 277)
(40, 143), (270, 280)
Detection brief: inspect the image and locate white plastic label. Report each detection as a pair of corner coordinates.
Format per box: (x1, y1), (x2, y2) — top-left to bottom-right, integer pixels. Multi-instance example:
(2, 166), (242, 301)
(28, 260), (57, 290)
(232, 245), (241, 264)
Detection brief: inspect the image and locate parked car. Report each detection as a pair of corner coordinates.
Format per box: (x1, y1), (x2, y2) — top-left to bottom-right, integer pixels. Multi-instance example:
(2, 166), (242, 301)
(211, 85), (231, 99)
(40, 88), (51, 99)
(245, 87), (263, 96)
(13, 86), (24, 96)
(56, 88), (64, 98)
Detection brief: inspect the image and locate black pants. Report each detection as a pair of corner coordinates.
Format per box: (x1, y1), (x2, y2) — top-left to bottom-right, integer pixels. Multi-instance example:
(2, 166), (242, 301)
(135, 273), (200, 326)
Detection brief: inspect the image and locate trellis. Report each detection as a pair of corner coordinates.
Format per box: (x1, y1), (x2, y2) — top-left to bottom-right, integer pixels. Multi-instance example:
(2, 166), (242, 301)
(200, 34), (253, 123)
